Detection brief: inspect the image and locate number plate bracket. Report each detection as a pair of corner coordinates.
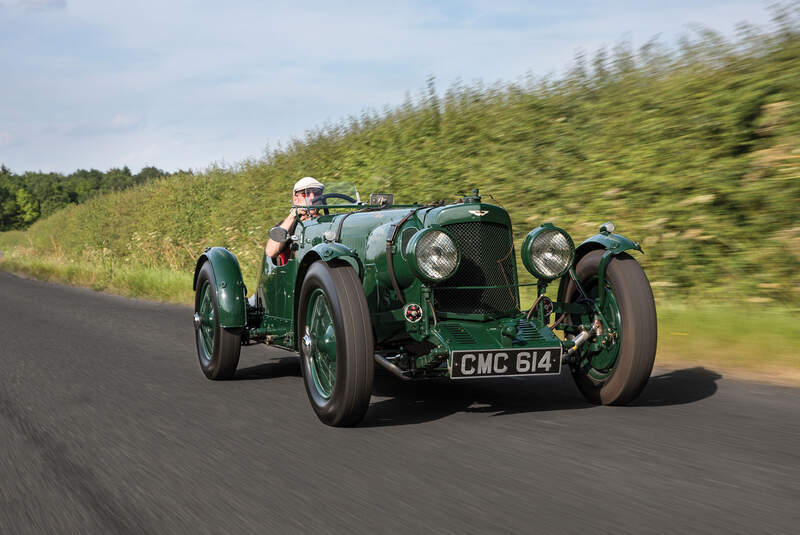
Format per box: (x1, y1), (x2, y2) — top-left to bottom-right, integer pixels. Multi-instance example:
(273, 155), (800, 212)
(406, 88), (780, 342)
(449, 347), (563, 379)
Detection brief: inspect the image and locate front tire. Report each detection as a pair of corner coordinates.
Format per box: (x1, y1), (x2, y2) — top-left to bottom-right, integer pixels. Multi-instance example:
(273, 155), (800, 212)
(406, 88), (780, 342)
(194, 261), (241, 380)
(563, 250), (657, 405)
(298, 261), (374, 426)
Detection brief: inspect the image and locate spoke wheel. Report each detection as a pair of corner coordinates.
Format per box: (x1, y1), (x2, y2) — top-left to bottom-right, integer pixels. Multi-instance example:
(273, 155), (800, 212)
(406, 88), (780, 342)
(298, 261), (374, 426)
(573, 278), (622, 381)
(563, 250), (657, 405)
(305, 288), (337, 399)
(194, 261), (241, 380)
(198, 281), (216, 358)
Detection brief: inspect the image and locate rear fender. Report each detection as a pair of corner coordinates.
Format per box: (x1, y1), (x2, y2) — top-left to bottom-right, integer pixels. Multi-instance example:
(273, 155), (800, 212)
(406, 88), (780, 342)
(193, 247), (247, 328)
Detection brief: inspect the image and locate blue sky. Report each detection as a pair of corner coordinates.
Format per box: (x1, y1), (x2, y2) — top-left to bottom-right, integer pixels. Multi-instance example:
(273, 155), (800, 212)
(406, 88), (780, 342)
(0, 0), (775, 174)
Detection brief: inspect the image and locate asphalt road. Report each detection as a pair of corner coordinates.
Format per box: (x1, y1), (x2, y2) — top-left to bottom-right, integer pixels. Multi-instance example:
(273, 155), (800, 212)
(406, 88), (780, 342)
(1, 270), (799, 534)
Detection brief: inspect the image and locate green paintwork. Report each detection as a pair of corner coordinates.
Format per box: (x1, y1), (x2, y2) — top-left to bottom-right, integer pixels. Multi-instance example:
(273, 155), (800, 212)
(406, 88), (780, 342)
(596, 251), (614, 310)
(429, 313), (566, 375)
(259, 252), (298, 344)
(306, 288), (337, 399)
(576, 231), (643, 257)
(557, 227), (644, 308)
(252, 199), (527, 356)
(192, 191), (652, 381)
(193, 247), (246, 328)
(310, 242), (363, 277)
(575, 278), (622, 380)
(422, 201), (511, 227)
(198, 280), (215, 357)
(433, 316), (562, 352)
(364, 220), (417, 290)
(520, 223), (575, 281)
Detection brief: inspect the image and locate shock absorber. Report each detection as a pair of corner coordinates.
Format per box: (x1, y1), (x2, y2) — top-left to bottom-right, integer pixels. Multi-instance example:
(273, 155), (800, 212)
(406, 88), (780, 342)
(566, 319), (602, 357)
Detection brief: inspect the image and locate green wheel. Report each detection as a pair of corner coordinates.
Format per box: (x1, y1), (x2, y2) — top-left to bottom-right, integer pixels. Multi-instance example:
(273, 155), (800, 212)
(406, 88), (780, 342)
(297, 261), (373, 426)
(562, 250), (657, 405)
(194, 261), (241, 380)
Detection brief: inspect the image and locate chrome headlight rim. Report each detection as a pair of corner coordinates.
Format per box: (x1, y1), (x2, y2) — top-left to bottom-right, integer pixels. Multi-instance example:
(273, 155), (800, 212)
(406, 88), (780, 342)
(405, 228), (461, 283)
(522, 224), (575, 281)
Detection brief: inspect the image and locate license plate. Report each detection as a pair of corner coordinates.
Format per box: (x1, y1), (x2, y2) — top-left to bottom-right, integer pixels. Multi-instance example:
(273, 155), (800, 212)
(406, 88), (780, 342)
(450, 348), (562, 379)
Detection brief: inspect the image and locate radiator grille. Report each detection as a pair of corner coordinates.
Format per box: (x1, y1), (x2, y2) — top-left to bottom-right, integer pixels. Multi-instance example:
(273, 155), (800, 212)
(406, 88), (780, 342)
(434, 222), (519, 315)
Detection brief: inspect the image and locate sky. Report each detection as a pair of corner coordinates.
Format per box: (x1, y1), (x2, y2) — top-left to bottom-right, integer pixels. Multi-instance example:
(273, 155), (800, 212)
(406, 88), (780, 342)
(0, 0), (777, 174)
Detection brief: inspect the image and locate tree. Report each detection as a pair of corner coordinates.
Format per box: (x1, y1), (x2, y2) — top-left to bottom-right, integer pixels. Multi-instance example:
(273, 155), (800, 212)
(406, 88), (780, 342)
(136, 166), (165, 183)
(0, 185), (18, 230)
(15, 188), (39, 225)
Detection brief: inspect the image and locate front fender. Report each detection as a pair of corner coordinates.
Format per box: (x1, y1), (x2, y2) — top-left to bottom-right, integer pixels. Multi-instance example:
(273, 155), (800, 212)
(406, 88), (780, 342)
(193, 247), (247, 328)
(576, 232), (643, 257)
(557, 232), (643, 302)
(309, 242), (364, 278)
(291, 243), (365, 349)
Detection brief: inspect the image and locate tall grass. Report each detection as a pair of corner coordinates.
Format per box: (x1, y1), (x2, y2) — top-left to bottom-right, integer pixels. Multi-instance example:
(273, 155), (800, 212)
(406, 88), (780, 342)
(0, 247), (193, 303)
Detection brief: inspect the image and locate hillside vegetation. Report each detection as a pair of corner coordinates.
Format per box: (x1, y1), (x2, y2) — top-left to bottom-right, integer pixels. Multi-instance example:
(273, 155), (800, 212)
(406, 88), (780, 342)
(1, 12), (799, 314)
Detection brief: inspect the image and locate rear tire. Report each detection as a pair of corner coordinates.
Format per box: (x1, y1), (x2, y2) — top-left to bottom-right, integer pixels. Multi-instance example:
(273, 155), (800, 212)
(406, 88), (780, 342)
(194, 261), (241, 380)
(298, 261), (374, 426)
(563, 250), (657, 405)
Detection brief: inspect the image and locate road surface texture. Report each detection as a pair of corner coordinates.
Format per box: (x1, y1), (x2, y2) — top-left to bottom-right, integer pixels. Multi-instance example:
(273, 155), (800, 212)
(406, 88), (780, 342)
(1, 270), (799, 534)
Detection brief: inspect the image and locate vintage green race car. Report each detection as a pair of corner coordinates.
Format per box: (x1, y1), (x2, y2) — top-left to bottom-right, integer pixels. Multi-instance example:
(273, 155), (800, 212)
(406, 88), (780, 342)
(192, 189), (657, 426)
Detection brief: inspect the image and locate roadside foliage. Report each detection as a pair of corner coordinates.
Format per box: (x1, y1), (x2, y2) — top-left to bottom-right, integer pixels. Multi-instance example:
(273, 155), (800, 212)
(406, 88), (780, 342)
(1, 12), (799, 310)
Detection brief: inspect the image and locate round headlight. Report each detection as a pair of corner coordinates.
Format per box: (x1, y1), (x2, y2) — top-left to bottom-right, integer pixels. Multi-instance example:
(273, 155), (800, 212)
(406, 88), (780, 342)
(406, 229), (460, 282)
(522, 224), (575, 280)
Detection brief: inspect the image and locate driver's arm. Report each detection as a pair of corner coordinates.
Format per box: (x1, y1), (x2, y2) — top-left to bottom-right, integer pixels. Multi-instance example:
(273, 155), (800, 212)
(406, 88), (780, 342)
(265, 208), (297, 258)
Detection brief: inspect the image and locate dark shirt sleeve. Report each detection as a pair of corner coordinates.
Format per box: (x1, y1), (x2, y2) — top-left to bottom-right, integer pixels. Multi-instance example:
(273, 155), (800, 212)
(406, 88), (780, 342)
(273, 220), (299, 239)
(271, 219), (298, 259)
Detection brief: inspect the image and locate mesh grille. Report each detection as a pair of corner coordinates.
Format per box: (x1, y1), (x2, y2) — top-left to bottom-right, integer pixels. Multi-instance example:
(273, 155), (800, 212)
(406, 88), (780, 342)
(434, 222), (518, 315)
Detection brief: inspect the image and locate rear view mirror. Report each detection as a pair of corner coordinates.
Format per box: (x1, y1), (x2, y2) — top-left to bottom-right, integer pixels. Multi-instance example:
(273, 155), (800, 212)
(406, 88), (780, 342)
(269, 226), (290, 242)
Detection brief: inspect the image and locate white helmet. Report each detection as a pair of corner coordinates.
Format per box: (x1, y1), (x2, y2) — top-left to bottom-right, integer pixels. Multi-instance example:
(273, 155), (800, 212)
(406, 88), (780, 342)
(293, 176), (325, 193)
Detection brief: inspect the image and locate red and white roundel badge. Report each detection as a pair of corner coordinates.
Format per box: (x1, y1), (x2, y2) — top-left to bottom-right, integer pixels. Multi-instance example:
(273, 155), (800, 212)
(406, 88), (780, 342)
(404, 304), (423, 323)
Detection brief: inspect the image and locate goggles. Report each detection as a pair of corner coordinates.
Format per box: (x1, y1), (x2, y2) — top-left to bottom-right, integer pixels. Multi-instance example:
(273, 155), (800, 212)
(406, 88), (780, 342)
(294, 187), (323, 197)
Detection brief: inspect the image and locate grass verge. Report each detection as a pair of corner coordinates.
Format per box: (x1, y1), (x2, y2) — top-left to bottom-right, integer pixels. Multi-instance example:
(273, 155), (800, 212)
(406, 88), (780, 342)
(656, 302), (800, 386)
(2, 250), (798, 384)
(0, 249), (193, 303)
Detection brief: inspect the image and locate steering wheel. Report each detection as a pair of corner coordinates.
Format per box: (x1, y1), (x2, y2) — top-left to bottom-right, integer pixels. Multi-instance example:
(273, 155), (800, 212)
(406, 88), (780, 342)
(309, 193), (358, 215)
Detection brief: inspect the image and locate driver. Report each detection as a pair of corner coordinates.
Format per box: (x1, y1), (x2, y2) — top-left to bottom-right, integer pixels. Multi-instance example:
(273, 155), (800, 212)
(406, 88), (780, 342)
(265, 176), (325, 262)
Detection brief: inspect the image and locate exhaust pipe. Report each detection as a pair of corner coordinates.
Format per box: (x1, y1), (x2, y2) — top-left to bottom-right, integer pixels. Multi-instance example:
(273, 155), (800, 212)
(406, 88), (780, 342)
(374, 354), (411, 381)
